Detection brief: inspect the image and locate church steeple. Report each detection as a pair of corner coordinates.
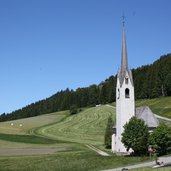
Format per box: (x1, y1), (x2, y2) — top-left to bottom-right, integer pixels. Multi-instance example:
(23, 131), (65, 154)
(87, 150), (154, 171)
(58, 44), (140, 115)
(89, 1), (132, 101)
(118, 16), (133, 87)
(112, 17), (135, 153)
(121, 17), (128, 71)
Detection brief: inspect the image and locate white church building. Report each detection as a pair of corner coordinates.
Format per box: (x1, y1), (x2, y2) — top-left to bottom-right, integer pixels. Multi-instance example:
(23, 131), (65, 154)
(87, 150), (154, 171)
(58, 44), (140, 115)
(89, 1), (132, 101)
(111, 21), (159, 154)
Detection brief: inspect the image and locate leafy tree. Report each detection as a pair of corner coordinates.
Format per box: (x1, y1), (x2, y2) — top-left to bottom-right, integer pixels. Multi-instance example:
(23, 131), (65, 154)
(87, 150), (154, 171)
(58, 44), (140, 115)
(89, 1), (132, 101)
(149, 122), (171, 156)
(69, 105), (78, 115)
(122, 116), (149, 156)
(104, 116), (113, 149)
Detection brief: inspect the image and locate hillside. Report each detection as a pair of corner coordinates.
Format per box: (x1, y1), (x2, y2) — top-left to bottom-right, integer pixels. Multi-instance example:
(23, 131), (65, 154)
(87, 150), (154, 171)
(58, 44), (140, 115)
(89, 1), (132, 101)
(0, 98), (171, 170)
(1, 96), (171, 146)
(0, 105), (115, 154)
(1, 53), (171, 121)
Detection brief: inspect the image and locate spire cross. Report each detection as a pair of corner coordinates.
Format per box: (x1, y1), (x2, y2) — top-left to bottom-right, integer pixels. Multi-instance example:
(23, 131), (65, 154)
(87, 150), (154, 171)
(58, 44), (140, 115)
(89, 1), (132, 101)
(122, 15), (125, 27)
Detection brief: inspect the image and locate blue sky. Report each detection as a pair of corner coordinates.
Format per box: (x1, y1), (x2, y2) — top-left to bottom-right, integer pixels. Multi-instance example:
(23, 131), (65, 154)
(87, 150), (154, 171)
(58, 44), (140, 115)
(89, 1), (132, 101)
(0, 0), (171, 114)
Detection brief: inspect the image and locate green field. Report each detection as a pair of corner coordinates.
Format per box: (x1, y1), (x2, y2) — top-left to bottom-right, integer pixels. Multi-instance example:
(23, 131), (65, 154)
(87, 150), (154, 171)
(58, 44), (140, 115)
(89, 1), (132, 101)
(0, 97), (171, 171)
(0, 148), (150, 171)
(0, 111), (68, 135)
(36, 105), (115, 145)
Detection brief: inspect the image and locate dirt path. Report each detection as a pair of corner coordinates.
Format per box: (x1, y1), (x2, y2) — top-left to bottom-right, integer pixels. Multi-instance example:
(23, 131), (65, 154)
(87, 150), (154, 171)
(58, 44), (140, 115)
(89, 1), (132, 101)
(86, 144), (110, 156)
(0, 148), (65, 156)
(155, 114), (171, 122)
(103, 156), (171, 171)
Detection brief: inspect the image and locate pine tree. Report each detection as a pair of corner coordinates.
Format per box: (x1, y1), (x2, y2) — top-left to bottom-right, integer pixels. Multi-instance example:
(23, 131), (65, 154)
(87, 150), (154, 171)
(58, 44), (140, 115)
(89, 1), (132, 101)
(104, 116), (113, 149)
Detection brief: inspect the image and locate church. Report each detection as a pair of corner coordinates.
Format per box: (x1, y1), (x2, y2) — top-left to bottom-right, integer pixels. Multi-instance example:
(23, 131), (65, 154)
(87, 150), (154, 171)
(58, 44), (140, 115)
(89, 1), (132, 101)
(111, 20), (159, 154)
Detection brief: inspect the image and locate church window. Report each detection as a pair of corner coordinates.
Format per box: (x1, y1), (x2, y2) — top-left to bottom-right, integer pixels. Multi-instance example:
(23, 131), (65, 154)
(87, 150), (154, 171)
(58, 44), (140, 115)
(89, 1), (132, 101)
(125, 88), (130, 98)
(117, 89), (120, 99)
(125, 77), (128, 84)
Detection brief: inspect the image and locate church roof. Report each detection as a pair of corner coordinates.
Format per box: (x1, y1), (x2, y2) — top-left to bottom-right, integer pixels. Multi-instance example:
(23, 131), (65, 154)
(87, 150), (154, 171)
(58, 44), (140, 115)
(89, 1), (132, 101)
(135, 106), (159, 128)
(118, 21), (133, 87)
(113, 106), (159, 131)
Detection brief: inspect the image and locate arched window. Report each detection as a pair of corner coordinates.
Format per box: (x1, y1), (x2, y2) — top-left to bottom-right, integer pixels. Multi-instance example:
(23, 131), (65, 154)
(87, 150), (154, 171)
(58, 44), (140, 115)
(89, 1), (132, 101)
(117, 89), (120, 99)
(125, 88), (130, 98)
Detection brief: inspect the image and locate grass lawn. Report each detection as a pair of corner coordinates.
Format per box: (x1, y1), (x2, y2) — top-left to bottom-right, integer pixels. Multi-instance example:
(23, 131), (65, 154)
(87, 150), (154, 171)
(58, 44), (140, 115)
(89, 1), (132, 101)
(35, 105), (115, 145)
(0, 146), (150, 171)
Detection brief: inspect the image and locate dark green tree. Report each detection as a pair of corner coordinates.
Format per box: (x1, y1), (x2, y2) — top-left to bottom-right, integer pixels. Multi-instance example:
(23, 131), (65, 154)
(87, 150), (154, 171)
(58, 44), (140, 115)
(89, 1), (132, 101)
(122, 116), (149, 155)
(69, 105), (78, 115)
(149, 122), (171, 156)
(164, 72), (171, 96)
(104, 116), (113, 149)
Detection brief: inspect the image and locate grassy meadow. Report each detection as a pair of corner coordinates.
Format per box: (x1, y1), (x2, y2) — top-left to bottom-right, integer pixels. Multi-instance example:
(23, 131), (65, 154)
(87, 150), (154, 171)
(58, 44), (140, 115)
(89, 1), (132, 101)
(0, 97), (171, 170)
(0, 111), (68, 135)
(0, 148), (150, 171)
(35, 105), (115, 145)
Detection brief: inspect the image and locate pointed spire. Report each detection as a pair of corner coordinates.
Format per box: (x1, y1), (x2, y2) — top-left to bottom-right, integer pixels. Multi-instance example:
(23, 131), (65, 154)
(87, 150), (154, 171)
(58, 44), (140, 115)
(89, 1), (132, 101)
(121, 15), (128, 71)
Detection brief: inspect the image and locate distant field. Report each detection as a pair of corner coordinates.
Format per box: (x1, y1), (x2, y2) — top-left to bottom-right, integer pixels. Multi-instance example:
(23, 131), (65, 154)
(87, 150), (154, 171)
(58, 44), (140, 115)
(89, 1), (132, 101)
(36, 105), (115, 145)
(0, 111), (68, 134)
(136, 96), (171, 118)
(0, 110), (70, 149)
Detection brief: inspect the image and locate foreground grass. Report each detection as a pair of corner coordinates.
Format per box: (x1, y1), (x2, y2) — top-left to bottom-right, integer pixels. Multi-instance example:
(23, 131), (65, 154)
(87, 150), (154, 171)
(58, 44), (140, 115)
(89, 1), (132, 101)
(0, 147), (149, 171)
(36, 105), (115, 145)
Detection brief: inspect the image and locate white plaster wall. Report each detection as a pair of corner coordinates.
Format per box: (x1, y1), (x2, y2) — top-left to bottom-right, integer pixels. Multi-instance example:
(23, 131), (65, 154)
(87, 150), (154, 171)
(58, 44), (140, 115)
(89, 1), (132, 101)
(114, 71), (135, 153)
(111, 134), (116, 152)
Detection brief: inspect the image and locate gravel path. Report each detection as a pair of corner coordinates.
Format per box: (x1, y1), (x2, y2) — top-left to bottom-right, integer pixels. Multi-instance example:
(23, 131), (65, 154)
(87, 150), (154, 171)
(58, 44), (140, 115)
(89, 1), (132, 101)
(86, 144), (110, 156)
(0, 148), (65, 156)
(155, 114), (171, 122)
(103, 156), (171, 171)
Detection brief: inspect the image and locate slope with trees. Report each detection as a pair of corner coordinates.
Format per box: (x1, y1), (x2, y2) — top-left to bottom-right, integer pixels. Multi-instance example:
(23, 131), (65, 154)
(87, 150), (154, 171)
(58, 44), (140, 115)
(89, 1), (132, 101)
(1, 53), (171, 121)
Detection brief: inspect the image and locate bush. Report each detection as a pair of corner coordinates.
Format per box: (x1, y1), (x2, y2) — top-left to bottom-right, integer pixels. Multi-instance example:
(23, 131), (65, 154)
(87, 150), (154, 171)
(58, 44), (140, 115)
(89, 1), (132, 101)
(149, 122), (171, 156)
(104, 116), (113, 149)
(70, 105), (78, 115)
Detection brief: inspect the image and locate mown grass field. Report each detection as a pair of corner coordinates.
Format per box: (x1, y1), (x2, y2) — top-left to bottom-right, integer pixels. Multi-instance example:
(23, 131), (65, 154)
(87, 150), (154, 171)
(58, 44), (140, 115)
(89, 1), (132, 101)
(0, 110), (70, 149)
(0, 111), (68, 135)
(36, 105), (115, 145)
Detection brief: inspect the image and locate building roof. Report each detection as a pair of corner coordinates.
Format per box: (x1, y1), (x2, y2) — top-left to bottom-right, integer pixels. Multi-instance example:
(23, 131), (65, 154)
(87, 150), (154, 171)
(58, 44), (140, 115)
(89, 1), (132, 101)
(136, 106), (159, 128)
(113, 106), (159, 131)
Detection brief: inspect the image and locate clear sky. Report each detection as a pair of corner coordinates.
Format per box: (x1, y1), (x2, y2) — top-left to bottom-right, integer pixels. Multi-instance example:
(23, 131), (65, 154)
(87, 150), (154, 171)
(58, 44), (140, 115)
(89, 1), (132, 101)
(0, 0), (171, 114)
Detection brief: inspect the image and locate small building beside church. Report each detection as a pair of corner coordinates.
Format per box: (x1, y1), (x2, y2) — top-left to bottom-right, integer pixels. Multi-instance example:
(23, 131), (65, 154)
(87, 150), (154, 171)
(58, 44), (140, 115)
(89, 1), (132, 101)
(111, 21), (159, 154)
